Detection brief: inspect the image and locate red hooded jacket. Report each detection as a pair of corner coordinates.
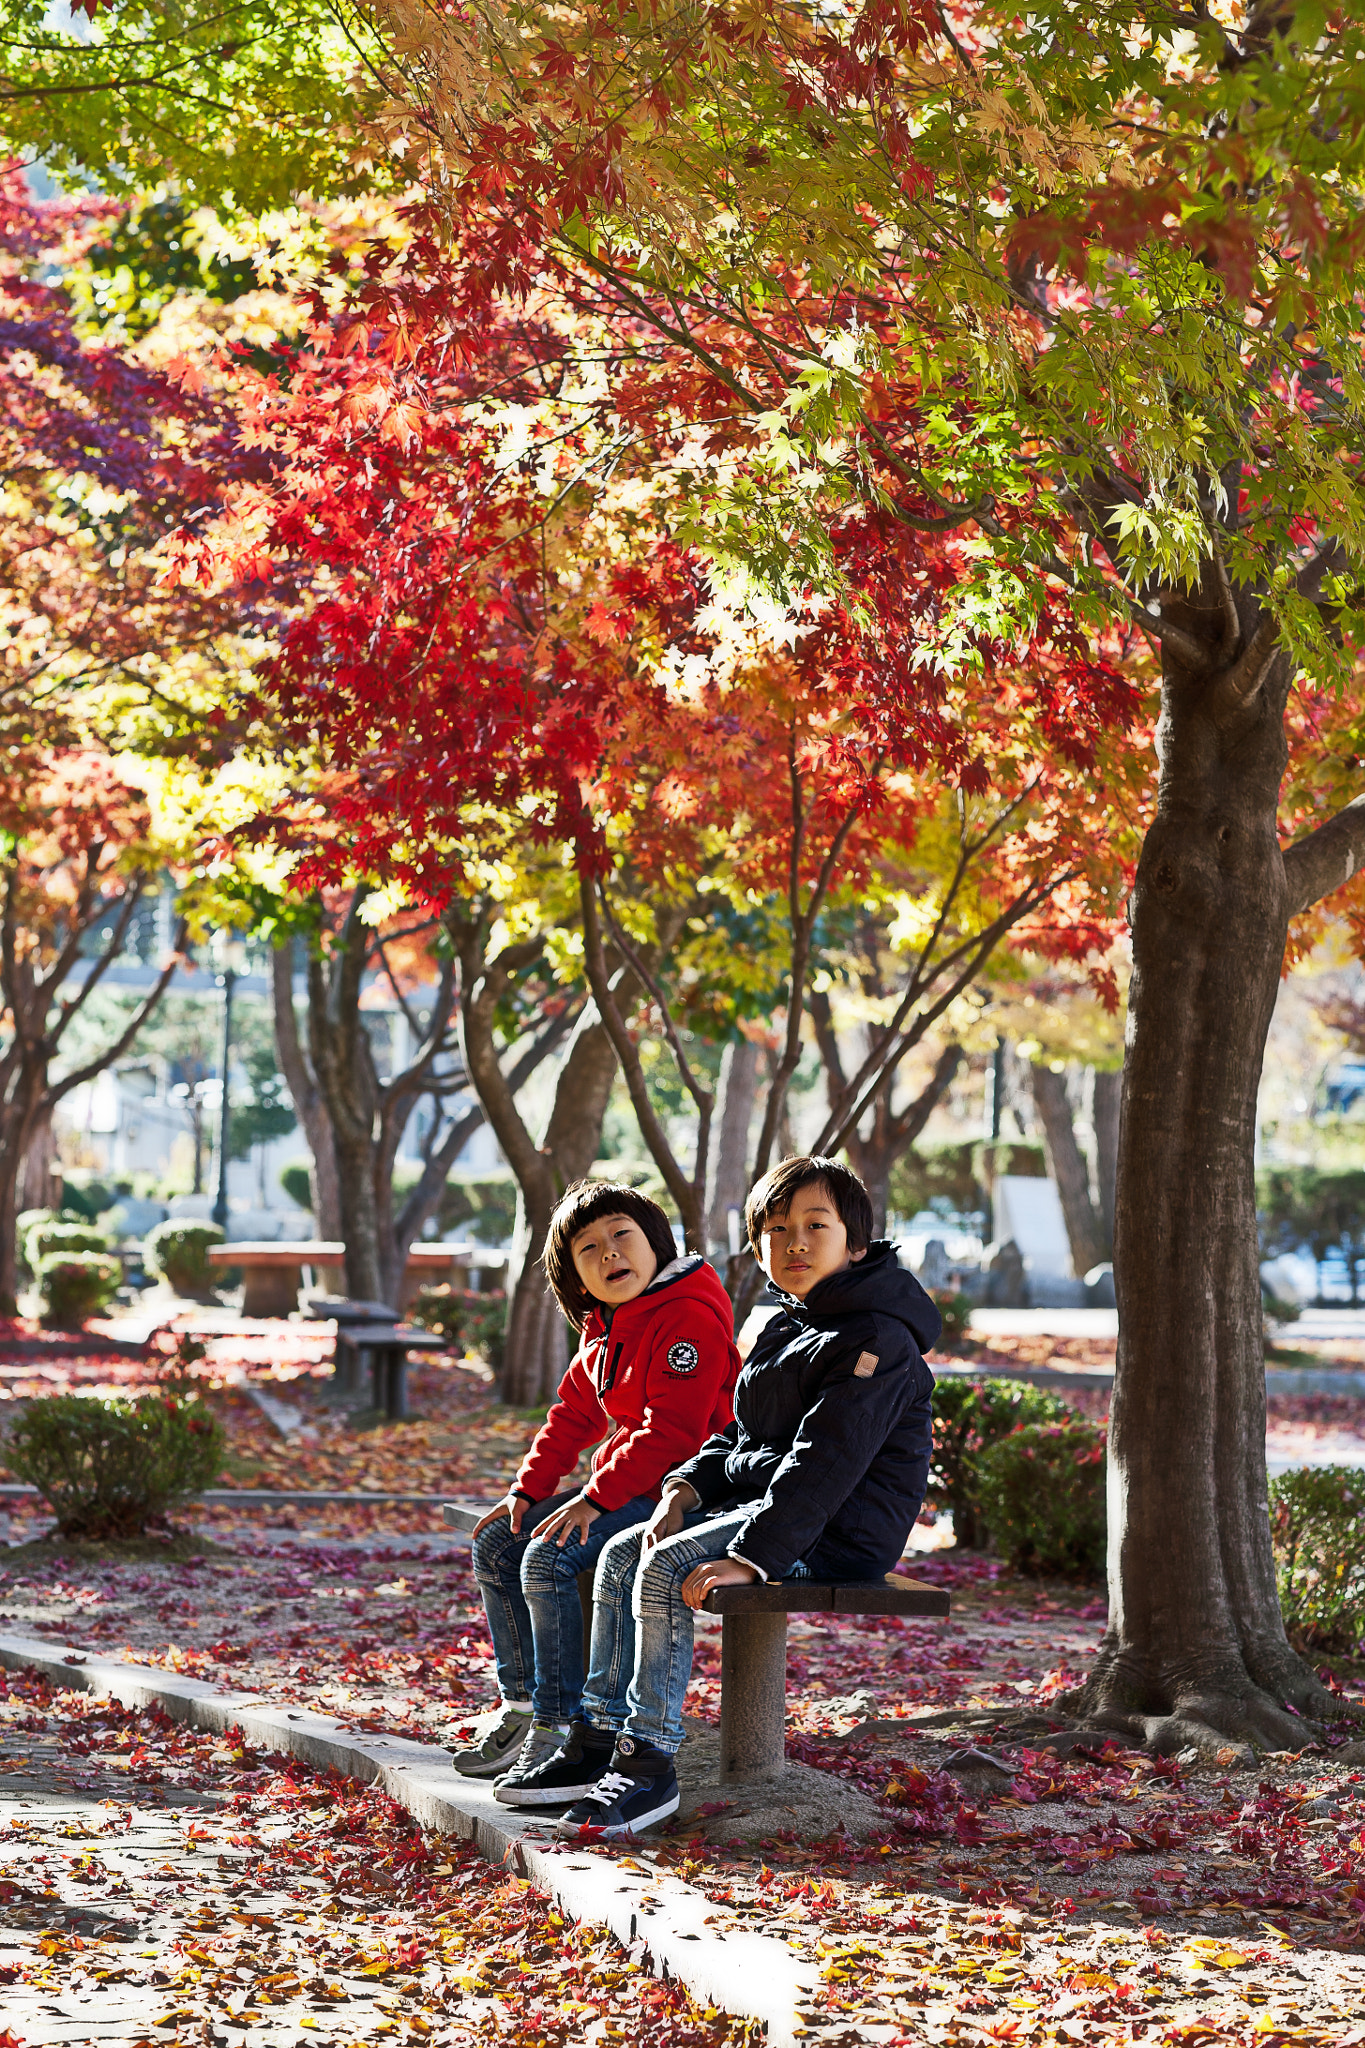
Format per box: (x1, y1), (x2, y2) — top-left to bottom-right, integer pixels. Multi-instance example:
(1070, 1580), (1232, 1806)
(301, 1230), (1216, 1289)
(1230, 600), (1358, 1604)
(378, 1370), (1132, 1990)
(515, 1256), (740, 1513)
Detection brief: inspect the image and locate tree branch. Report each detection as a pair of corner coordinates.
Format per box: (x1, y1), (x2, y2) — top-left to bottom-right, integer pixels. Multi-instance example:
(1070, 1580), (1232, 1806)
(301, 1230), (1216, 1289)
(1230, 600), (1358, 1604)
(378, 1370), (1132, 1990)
(1284, 794), (1365, 918)
(46, 918), (188, 1106)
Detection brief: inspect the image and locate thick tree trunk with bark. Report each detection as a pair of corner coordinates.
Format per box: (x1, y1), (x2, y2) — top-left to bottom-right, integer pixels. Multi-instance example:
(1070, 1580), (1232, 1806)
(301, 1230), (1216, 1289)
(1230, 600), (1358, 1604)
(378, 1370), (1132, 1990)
(18, 1112), (61, 1217)
(1072, 575), (1351, 1755)
(705, 1039), (760, 1265)
(271, 941), (342, 1241)
(457, 907), (629, 1409)
(0, 1083), (44, 1309)
(1030, 1061), (1106, 1278)
(304, 893), (512, 1312)
(1093, 1066), (1121, 1257)
(484, 1002), (622, 1409)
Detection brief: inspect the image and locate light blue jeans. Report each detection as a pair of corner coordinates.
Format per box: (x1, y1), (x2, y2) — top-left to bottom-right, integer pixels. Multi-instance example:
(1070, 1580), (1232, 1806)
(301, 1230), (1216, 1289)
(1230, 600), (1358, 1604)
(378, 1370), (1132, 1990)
(471, 1491), (655, 1723)
(581, 1508), (811, 1756)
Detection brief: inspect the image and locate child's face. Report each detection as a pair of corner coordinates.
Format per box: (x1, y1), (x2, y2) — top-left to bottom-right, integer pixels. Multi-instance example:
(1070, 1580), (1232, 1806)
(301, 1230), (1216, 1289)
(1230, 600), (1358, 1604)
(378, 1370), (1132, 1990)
(757, 1182), (865, 1299)
(570, 1212), (661, 1307)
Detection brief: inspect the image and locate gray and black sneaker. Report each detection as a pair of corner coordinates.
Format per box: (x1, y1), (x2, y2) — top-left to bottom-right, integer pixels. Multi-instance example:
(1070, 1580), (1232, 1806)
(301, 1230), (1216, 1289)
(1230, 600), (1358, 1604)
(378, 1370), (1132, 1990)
(451, 1703), (534, 1780)
(495, 1717), (617, 1808)
(555, 1734), (680, 1838)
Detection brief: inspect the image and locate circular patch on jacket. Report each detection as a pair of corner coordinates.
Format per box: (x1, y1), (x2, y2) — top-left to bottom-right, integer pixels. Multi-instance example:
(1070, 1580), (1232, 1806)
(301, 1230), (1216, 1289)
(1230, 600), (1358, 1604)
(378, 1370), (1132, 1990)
(667, 1340), (700, 1376)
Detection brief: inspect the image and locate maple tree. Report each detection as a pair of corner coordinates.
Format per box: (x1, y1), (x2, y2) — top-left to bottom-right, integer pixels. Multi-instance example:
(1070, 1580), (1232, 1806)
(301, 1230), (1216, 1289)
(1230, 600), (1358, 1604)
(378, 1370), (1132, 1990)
(193, 213), (1140, 1382)
(0, 1), (382, 211)
(347, 0), (1365, 1752)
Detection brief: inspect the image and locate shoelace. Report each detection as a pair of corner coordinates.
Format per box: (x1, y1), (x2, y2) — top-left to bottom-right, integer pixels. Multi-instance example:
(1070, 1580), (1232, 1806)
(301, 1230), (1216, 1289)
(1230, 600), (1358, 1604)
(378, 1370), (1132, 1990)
(581, 1770), (635, 1808)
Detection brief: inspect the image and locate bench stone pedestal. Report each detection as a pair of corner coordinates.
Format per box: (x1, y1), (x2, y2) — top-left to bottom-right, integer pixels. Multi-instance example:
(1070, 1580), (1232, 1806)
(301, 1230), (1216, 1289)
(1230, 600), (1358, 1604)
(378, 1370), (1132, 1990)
(719, 1611), (788, 1781)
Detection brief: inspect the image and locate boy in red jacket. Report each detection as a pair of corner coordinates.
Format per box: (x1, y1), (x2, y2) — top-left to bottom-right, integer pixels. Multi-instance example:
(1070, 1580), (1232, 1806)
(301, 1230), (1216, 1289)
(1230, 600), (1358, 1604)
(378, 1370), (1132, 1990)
(452, 1180), (739, 1794)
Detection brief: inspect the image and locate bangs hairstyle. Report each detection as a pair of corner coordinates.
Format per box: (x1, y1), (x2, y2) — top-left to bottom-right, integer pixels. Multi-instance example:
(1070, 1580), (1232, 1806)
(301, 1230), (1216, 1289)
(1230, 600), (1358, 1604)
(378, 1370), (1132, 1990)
(542, 1180), (679, 1327)
(744, 1155), (874, 1257)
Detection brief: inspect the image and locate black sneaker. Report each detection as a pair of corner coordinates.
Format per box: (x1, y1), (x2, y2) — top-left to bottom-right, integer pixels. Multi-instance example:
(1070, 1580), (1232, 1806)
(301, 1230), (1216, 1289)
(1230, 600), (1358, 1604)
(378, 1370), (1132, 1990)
(555, 1734), (680, 1838)
(495, 1718), (617, 1808)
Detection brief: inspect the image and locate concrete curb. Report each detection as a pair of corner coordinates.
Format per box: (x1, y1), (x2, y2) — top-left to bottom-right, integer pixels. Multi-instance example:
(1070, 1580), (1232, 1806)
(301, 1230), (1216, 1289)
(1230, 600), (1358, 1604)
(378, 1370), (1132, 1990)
(0, 1631), (824, 2044)
(938, 1361), (1365, 1398)
(0, 1486), (455, 1507)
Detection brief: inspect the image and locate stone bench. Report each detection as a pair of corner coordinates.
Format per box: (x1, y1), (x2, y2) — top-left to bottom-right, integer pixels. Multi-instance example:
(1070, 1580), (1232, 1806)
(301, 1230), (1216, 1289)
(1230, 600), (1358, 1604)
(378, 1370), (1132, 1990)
(441, 1501), (950, 1782)
(206, 1242), (509, 1318)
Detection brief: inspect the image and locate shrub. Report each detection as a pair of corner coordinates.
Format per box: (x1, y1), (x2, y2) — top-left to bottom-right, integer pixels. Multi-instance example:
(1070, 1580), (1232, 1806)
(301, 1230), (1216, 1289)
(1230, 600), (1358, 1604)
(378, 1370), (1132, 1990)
(411, 1286), (507, 1368)
(279, 1160), (312, 1211)
(928, 1376), (1074, 1548)
(35, 1252), (122, 1326)
(144, 1220), (224, 1299)
(977, 1420), (1108, 1577)
(1269, 1465), (1365, 1656)
(437, 1174), (519, 1247)
(4, 1391), (224, 1538)
(23, 1218), (111, 1271)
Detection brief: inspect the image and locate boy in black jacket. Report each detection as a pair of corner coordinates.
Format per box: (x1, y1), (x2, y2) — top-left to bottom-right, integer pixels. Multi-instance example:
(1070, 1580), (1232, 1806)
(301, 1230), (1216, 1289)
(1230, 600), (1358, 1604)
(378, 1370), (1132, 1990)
(551, 1154), (939, 1838)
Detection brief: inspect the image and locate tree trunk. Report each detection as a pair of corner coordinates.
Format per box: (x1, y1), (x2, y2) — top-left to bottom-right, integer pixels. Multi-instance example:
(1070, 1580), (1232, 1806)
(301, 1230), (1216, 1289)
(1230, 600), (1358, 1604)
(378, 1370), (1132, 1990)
(1030, 1061), (1106, 1279)
(1072, 591), (1339, 1755)
(0, 1073), (46, 1312)
(1092, 1066), (1121, 1259)
(705, 1038), (759, 1263)
(271, 939), (341, 1240)
(498, 1004), (623, 1408)
(18, 1110), (60, 1216)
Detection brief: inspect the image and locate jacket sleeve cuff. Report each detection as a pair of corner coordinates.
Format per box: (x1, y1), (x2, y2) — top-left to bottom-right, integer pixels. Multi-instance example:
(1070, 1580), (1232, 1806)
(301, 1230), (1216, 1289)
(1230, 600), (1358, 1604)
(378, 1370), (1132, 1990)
(726, 1548), (769, 1583)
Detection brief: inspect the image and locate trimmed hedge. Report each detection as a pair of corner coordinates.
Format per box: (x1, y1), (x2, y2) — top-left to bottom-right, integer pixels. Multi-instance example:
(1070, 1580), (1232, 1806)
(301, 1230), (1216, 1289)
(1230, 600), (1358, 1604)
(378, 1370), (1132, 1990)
(977, 1420), (1108, 1577)
(145, 1220), (224, 1299)
(24, 1219), (110, 1272)
(4, 1391), (224, 1538)
(35, 1251), (121, 1326)
(1270, 1465), (1365, 1656)
(927, 1376), (1074, 1548)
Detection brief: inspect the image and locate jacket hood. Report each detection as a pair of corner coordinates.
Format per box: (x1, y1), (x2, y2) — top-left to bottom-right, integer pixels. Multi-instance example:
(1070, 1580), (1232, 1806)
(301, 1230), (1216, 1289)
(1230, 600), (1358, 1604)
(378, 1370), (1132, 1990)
(585, 1253), (733, 1337)
(765, 1240), (940, 1353)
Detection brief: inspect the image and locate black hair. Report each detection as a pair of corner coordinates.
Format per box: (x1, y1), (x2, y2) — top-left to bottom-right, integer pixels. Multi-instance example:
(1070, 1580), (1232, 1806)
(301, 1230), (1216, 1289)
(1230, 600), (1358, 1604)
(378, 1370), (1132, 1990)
(744, 1155), (874, 1256)
(541, 1179), (679, 1327)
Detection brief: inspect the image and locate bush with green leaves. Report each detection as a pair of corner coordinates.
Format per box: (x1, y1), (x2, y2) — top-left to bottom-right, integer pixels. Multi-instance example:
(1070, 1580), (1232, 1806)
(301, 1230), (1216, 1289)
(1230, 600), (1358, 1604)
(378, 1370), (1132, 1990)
(23, 1218), (111, 1271)
(411, 1286), (507, 1369)
(4, 1391), (224, 1539)
(977, 1420), (1108, 1578)
(928, 1376), (1074, 1548)
(35, 1252), (122, 1326)
(279, 1160), (313, 1212)
(1269, 1465), (1365, 1656)
(438, 1174), (519, 1247)
(144, 1220), (224, 1299)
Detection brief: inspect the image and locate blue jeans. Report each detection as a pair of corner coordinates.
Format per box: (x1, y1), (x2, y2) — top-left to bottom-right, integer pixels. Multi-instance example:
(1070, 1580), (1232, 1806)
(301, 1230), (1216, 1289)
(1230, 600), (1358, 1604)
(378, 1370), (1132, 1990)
(581, 1509), (811, 1756)
(471, 1491), (655, 1723)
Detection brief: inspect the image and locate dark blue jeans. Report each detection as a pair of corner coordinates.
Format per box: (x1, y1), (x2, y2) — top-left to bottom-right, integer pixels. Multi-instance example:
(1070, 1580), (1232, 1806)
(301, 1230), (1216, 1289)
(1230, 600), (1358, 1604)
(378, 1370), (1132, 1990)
(471, 1491), (656, 1723)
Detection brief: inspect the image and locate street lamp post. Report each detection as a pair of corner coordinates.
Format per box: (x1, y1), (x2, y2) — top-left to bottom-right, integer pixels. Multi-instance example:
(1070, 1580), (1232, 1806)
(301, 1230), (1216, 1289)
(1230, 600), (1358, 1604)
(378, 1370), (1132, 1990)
(210, 935), (247, 1234)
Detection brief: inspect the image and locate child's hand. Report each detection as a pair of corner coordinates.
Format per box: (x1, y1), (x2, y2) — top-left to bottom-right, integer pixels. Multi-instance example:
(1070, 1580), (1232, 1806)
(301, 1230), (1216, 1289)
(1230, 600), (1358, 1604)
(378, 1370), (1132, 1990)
(680, 1557), (758, 1609)
(642, 1482), (697, 1554)
(534, 1493), (601, 1549)
(473, 1491), (529, 1537)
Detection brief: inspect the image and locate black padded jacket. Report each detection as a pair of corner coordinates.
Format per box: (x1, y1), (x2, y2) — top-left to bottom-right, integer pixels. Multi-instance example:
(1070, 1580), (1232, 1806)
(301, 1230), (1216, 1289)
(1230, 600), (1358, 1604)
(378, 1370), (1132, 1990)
(668, 1242), (939, 1582)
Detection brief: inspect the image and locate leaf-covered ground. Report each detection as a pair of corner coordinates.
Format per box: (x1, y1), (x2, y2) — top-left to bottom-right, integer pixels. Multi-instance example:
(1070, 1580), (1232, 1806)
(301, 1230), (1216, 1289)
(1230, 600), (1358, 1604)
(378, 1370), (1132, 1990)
(0, 1664), (742, 2048)
(5, 1322), (1365, 2043)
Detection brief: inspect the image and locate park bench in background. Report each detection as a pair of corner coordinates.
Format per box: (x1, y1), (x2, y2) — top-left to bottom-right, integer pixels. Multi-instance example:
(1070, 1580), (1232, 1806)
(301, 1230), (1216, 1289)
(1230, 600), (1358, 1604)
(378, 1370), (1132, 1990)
(301, 1298), (448, 1418)
(206, 1241), (510, 1319)
(440, 1501), (950, 1783)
